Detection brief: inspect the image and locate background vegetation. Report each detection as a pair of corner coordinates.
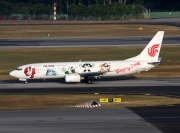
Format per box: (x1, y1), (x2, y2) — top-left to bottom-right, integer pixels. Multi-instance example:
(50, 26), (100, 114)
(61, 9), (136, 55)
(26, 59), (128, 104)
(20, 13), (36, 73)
(0, 0), (179, 20)
(0, 0), (144, 20)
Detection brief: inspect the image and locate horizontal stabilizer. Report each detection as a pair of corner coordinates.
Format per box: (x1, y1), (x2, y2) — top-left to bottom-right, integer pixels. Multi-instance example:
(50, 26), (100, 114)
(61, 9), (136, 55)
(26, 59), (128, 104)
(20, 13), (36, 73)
(148, 57), (162, 65)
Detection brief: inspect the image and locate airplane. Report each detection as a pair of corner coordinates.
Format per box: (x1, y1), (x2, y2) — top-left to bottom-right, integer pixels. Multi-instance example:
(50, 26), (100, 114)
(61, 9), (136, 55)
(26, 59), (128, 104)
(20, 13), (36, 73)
(9, 31), (164, 84)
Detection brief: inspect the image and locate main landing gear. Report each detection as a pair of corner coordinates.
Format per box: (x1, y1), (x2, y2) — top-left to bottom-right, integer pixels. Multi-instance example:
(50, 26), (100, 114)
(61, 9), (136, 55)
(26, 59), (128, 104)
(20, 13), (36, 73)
(24, 81), (28, 84)
(84, 77), (92, 84)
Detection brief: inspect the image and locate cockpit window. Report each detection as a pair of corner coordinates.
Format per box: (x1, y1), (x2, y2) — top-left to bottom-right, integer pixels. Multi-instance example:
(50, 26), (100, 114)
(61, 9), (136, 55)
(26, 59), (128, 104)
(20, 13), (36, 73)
(16, 68), (22, 71)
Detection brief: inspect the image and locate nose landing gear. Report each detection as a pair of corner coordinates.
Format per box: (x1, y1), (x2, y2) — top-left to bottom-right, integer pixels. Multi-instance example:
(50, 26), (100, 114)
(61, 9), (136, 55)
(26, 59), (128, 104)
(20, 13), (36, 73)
(19, 79), (28, 84)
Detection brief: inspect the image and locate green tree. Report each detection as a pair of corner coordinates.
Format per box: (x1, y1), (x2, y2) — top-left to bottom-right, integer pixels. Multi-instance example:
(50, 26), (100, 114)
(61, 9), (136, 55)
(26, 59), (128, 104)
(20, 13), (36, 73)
(13, 2), (30, 15)
(134, 4), (143, 18)
(0, 1), (13, 19)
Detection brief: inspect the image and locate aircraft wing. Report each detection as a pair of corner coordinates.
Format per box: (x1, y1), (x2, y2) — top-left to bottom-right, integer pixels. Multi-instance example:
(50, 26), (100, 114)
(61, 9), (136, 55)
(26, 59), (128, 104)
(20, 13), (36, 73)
(79, 72), (104, 77)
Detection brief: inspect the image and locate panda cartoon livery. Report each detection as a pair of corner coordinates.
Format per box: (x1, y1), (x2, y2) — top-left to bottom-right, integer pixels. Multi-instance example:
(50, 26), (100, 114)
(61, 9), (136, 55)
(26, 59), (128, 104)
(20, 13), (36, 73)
(80, 63), (95, 72)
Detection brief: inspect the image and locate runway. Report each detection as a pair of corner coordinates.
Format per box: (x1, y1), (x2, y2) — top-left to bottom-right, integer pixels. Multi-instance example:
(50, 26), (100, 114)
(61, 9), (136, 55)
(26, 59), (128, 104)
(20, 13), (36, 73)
(0, 36), (179, 49)
(0, 78), (180, 97)
(0, 108), (167, 133)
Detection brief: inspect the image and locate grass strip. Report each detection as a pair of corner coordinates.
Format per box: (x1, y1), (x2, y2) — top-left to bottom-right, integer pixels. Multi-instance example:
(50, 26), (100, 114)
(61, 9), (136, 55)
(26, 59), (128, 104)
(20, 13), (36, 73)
(0, 24), (180, 38)
(0, 94), (179, 111)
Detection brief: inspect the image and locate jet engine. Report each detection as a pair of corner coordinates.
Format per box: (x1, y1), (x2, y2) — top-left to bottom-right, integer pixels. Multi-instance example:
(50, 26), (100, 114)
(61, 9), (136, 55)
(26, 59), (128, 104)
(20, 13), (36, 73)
(65, 74), (81, 82)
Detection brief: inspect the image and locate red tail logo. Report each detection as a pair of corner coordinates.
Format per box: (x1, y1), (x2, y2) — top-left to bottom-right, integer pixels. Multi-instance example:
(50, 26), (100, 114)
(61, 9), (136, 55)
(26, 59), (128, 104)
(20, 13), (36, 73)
(148, 44), (160, 57)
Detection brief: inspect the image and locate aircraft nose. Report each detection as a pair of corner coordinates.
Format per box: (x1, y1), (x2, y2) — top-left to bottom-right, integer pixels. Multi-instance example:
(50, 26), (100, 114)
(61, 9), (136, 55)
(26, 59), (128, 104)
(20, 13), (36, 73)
(9, 70), (16, 77)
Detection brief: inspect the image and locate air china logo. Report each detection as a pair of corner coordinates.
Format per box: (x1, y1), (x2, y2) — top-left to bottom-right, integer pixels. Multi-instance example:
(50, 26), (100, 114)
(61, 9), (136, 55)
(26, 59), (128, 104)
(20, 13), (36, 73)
(24, 66), (36, 78)
(148, 44), (160, 57)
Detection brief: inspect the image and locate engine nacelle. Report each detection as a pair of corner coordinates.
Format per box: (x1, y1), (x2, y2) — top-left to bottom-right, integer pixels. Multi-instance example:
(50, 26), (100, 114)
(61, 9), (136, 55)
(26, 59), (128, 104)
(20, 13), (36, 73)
(65, 74), (81, 82)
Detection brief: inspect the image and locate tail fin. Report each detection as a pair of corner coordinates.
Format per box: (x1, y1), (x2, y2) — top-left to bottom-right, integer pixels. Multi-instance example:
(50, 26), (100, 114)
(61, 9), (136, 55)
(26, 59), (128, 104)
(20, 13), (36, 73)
(126, 31), (164, 61)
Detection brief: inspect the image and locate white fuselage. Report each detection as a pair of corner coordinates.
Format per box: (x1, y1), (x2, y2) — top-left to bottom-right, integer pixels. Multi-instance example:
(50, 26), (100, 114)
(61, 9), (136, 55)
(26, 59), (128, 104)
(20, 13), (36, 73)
(9, 60), (157, 80)
(9, 31), (164, 83)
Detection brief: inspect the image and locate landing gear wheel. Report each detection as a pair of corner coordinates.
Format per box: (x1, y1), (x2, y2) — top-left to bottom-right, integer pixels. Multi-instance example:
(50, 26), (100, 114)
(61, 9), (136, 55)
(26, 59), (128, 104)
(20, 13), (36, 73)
(87, 79), (92, 84)
(24, 81), (28, 84)
(84, 77), (92, 84)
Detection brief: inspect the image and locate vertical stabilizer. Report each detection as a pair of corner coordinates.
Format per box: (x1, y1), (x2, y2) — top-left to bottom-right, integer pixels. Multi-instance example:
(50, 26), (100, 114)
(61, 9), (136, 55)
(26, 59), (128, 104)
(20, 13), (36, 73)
(127, 31), (164, 61)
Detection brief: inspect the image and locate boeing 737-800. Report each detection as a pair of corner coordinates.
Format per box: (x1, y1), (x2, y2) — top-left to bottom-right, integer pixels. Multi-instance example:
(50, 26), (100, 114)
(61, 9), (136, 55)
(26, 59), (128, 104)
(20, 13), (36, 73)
(9, 31), (164, 84)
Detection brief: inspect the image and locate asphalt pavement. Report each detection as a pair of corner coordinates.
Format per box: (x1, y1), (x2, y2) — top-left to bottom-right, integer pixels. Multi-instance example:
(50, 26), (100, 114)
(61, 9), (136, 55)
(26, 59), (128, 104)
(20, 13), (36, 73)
(0, 36), (179, 49)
